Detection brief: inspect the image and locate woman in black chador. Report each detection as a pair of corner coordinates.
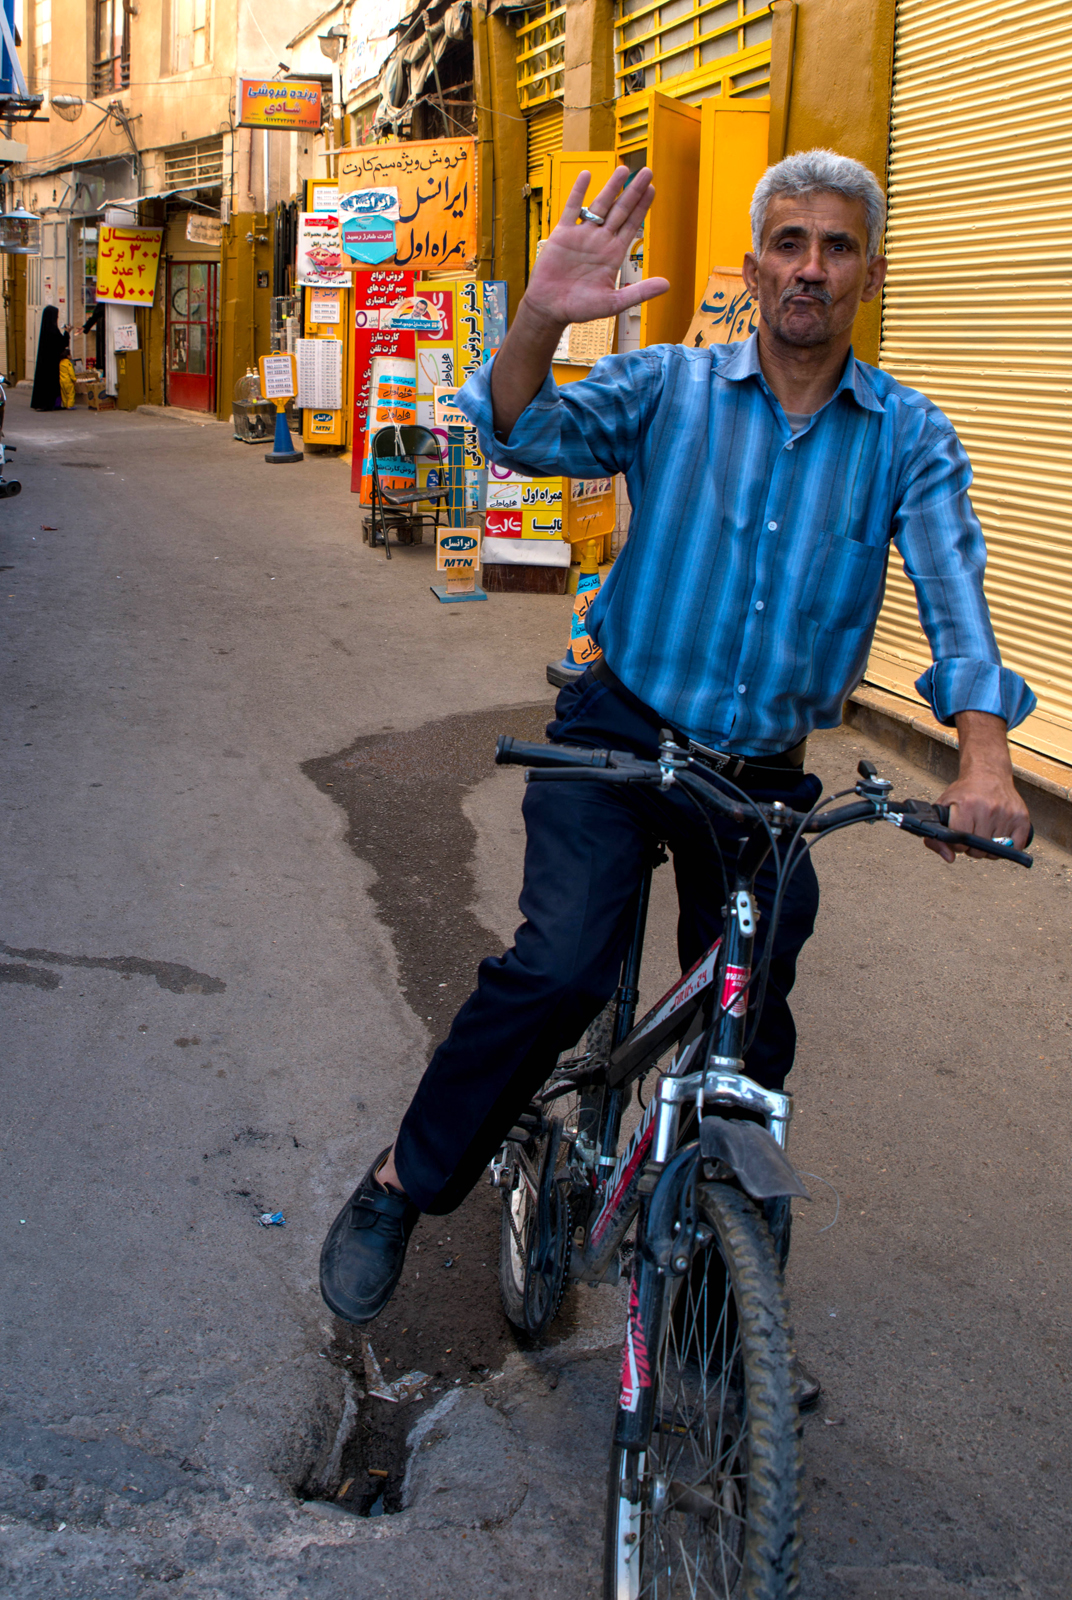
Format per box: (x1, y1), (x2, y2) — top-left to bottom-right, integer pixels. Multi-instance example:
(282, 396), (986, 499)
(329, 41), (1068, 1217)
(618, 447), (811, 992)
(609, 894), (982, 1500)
(30, 306), (70, 411)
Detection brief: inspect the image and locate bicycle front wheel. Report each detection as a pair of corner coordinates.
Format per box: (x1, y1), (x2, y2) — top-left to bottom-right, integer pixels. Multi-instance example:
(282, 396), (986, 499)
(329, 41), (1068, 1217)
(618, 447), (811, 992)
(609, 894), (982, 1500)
(604, 1183), (802, 1599)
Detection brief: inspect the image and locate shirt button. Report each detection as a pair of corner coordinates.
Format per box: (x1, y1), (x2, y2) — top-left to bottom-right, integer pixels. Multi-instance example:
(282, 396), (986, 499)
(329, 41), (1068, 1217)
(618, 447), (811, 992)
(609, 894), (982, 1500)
(767, 520), (778, 530)
(785, 441), (794, 451)
(754, 601), (764, 611)
(737, 684), (747, 694)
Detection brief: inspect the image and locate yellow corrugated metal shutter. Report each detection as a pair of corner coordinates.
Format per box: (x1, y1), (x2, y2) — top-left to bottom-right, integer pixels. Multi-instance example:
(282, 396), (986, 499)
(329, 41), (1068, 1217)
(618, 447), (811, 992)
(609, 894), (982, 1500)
(526, 101), (564, 181)
(872, 0), (1072, 764)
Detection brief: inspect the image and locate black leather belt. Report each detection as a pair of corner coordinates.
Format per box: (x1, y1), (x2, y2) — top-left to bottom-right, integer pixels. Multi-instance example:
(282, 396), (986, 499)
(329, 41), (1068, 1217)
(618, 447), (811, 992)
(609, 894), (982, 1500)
(589, 657), (807, 784)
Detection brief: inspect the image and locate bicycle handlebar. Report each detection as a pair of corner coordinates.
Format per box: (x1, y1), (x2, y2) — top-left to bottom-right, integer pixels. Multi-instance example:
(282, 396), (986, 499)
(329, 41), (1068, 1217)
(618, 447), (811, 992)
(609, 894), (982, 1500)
(495, 737), (1033, 868)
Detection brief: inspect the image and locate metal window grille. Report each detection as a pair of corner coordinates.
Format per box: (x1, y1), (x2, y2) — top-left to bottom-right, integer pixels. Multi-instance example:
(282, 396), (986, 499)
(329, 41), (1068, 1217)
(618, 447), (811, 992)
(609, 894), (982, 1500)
(516, 0), (566, 112)
(614, 0), (771, 100)
(93, 0), (130, 96)
(162, 138), (225, 189)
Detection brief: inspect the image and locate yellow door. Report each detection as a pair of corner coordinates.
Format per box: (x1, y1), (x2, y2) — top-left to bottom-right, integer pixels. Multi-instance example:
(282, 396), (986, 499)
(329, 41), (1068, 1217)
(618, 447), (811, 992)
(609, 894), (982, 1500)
(694, 101), (770, 303)
(639, 94), (702, 348)
(544, 150), (621, 236)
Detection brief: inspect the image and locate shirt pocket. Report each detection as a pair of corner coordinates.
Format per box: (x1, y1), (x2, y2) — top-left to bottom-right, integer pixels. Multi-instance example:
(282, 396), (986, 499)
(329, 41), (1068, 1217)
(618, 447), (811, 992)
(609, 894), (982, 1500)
(797, 530), (889, 633)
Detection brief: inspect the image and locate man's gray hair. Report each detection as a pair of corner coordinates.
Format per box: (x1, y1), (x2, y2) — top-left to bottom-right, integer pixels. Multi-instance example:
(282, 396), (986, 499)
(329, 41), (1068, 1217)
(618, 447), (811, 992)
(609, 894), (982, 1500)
(750, 149), (887, 259)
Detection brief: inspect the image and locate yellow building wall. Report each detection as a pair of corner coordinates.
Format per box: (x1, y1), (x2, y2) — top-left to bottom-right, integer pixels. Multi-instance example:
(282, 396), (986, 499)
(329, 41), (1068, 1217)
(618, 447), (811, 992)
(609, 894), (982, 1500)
(768, 0), (896, 362)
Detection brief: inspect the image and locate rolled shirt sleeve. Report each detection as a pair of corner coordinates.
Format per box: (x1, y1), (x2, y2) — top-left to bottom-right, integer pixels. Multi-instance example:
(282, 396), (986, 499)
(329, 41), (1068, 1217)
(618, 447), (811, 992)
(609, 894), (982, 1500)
(453, 349), (666, 481)
(892, 416), (1036, 730)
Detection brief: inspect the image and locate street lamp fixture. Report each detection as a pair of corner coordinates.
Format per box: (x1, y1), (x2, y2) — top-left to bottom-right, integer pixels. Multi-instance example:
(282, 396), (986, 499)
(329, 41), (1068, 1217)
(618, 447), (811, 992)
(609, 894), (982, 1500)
(318, 23), (348, 62)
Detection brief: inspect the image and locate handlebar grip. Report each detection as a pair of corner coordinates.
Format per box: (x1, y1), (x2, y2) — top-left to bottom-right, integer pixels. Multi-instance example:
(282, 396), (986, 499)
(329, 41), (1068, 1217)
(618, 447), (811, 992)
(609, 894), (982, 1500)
(495, 736), (613, 769)
(525, 767), (648, 784)
(897, 804), (1032, 866)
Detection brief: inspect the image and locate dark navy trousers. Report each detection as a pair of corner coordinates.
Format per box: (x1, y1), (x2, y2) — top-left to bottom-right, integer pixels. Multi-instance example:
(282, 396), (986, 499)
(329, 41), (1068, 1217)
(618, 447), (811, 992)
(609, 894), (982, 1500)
(394, 671), (822, 1215)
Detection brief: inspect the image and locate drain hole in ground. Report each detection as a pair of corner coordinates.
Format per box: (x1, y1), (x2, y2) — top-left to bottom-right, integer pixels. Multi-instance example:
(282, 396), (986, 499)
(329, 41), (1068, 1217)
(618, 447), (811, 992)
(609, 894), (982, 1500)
(333, 1396), (411, 1518)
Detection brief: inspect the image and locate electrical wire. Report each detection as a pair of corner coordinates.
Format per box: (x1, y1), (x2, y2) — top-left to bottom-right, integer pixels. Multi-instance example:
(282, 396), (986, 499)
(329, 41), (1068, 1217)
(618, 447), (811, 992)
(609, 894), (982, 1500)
(15, 113), (111, 174)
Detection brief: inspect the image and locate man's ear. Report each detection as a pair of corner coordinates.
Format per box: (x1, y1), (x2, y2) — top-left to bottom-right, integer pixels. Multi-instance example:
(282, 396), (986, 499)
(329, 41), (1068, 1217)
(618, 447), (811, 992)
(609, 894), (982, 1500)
(861, 254), (887, 304)
(742, 251), (759, 295)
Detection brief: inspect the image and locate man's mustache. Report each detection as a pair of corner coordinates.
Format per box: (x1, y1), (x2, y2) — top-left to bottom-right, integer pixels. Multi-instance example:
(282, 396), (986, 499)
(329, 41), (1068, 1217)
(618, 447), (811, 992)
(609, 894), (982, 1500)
(779, 282), (832, 306)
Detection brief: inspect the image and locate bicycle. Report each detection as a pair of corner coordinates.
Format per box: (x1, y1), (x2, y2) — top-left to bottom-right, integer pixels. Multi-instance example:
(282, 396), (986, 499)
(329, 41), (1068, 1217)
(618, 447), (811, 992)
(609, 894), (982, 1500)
(488, 731), (1032, 1599)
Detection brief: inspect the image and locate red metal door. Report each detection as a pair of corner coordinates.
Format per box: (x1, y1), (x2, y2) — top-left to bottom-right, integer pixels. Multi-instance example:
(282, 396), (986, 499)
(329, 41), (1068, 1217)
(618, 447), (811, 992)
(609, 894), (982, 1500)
(166, 261), (218, 411)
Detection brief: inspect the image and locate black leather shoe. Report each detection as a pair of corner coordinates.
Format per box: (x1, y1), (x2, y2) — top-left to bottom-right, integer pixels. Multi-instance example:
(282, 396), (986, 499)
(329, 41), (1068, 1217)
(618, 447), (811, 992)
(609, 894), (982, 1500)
(320, 1148), (419, 1325)
(793, 1354), (821, 1411)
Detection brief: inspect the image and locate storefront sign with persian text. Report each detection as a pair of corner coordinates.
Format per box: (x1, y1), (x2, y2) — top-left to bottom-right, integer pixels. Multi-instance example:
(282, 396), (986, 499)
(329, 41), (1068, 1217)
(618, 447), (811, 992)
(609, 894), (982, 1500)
(339, 188), (400, 266)
(338, 139), (477, 274)
(186, 215), (223, 247)
(96, 226), (163, 306)
(296, 213), (349, 288)
(238, 78), (323, 132)
(684, 271), (759, 348)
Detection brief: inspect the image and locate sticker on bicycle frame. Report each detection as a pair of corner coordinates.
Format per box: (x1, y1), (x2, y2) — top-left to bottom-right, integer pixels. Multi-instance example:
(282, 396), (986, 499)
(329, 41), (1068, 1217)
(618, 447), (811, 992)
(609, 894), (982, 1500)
(720, 963), (750, 1017)
(628, 939), (722, 1048)
(619, 1275), (651, 1413)
(589, 1097), (657, 1252)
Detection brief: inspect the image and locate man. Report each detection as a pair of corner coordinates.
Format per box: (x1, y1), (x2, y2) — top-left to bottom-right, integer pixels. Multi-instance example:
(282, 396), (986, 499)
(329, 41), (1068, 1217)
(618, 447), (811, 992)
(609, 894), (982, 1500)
(320, 149), (1033, 1327)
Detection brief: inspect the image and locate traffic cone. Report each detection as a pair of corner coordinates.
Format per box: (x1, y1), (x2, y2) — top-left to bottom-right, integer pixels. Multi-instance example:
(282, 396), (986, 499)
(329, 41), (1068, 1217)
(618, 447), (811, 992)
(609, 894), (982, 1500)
(552, 535), (603, 680)
(265, 402), (303, 464)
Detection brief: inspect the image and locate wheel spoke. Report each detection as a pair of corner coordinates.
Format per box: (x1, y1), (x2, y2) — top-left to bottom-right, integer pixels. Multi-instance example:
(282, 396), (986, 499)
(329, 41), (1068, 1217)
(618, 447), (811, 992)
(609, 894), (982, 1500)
(605, 1186), (800, 1599)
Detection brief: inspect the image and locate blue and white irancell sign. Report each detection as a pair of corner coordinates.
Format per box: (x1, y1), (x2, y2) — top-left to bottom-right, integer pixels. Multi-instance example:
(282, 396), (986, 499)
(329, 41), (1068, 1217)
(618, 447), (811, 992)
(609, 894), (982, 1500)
(339, 187), (401, 266)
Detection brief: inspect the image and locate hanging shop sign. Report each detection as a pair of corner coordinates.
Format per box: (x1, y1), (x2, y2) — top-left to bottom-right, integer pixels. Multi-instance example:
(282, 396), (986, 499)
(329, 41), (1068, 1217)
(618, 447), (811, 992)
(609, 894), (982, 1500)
(238, 78), (323, 132)
(296, 212), (349, 288)
(338, 139), (477, 274)
(186, 215), (223, 247)
(684, 271), (759, 348)
(96, 225), (163, 306)
(339, 188), (401, 267)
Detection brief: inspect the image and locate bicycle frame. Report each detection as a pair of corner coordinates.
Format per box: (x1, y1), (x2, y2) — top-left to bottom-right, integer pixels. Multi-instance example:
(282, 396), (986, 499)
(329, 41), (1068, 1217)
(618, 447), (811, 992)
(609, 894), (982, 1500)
(562, 815), (793, 1290)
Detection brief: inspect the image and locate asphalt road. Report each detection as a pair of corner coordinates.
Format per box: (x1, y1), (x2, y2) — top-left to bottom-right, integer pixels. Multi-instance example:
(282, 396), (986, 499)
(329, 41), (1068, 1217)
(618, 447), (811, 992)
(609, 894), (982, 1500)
(1, 390), (1069, 1598)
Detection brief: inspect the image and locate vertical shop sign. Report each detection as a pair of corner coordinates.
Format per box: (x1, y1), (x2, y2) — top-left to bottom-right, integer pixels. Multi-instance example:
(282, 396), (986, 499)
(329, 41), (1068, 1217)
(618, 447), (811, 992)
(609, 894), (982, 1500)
(338, 140), (477, 273)
(296, 213), (349, 288)
(350, 269), (416, 498)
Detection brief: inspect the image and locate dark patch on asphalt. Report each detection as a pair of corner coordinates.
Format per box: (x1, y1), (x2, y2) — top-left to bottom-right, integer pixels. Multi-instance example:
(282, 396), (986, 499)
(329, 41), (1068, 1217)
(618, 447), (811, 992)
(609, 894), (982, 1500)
(302, 702), (551, 1041)
(0, 942), (226, 994)
(0, 1415), (204, 1523)
(0, 961), (61, 990)
(301, 702), (554, 1403)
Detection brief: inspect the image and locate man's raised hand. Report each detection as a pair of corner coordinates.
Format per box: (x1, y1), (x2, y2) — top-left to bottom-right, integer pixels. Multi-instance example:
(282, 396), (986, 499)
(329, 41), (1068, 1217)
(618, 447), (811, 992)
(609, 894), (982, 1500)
(523, 166), (670, 331)
(489, 167), (669, 439)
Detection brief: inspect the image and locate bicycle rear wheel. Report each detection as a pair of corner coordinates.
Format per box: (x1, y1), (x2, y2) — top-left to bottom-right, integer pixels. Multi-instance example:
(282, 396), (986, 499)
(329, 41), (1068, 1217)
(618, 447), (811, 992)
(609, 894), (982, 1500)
(603, 1183), (802, 1599)
(498, 1116), (571, 1335)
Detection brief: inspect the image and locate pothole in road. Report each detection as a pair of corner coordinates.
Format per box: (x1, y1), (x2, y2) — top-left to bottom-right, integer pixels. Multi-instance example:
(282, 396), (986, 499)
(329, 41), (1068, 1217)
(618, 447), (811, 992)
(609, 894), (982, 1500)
(297, 1335), (497, 1521)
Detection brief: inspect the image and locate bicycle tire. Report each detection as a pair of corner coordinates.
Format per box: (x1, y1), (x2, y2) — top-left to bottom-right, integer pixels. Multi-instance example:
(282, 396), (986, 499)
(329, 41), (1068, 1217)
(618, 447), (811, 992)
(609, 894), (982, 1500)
(603, 1183), (802, 1599)
(498, 1118), (571, 1335)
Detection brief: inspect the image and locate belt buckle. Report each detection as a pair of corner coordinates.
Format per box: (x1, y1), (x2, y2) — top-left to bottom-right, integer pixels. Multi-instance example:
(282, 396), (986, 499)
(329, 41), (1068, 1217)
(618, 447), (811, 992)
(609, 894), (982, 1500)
(688, 739), (745, 778)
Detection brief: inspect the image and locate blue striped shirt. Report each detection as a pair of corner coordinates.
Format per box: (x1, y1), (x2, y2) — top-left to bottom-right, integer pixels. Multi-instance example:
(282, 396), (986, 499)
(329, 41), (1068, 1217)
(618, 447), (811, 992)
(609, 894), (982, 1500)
(456, 333), (1035, 756)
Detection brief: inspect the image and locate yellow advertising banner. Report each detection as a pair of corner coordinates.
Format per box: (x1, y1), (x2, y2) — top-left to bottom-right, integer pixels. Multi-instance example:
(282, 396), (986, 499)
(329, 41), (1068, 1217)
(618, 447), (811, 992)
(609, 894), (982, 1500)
(238, 78), (323, 131)
(95, 225), (163, 306)
(337, 139), (477, 276)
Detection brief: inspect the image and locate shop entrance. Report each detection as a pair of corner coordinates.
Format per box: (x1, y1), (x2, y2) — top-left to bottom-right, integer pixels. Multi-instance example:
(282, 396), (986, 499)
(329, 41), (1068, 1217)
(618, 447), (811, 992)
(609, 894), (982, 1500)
(166, 261), (218, 411)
